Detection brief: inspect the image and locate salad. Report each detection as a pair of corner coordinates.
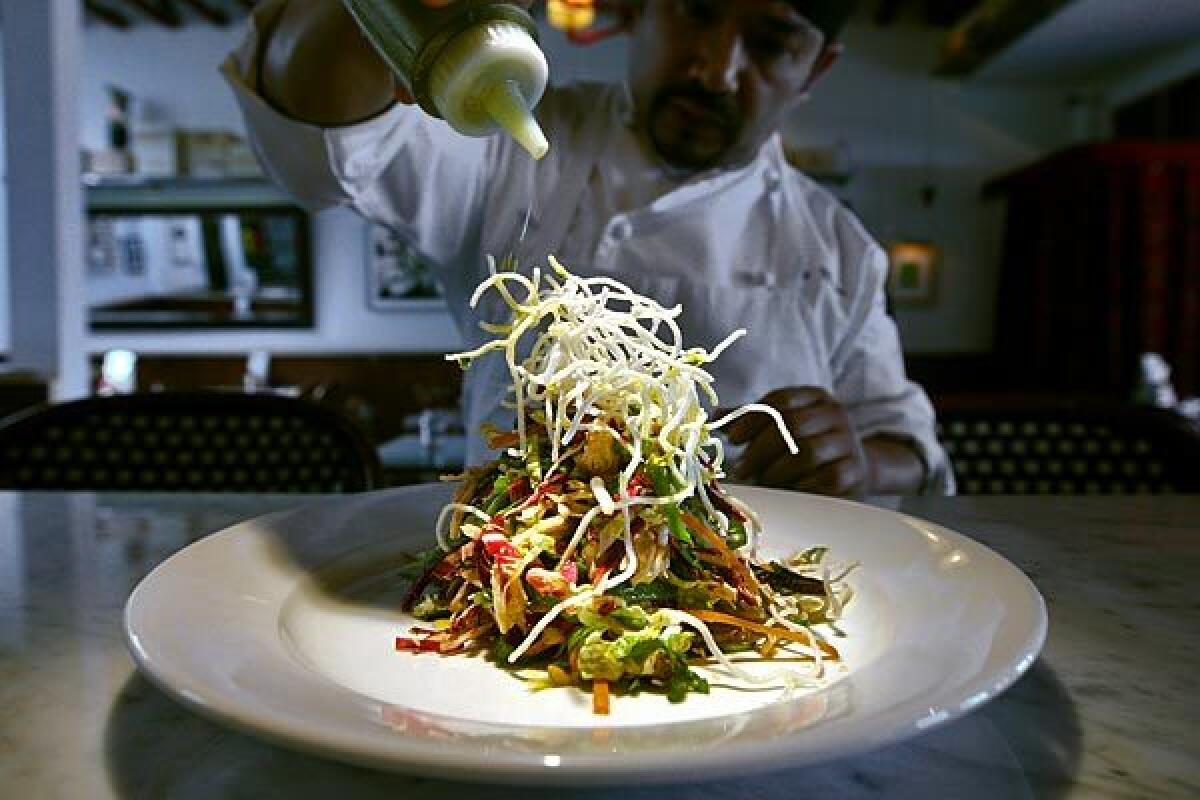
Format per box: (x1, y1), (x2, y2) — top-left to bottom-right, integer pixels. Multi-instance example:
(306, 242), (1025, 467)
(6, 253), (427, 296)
(396, 257), (855, 715)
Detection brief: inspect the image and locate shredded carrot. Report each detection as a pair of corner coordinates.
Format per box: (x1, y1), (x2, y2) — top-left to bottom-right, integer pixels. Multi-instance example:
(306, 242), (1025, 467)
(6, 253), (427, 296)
(759, 634), (779, 659)
(593, 679), (611, 715)
(691, 610), (840, 660)
(680, 512), (763, 598)
(485, 429), (522, 449)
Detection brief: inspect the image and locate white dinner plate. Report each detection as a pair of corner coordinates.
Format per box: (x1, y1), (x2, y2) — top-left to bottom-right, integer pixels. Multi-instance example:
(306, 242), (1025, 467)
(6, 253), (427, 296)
(124, 484), (1046, 785)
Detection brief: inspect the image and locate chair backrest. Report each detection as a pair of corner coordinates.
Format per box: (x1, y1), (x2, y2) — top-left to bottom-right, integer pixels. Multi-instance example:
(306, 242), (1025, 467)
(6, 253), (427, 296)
(936, 404), (1200, 495)
(0, 391), (383, 492)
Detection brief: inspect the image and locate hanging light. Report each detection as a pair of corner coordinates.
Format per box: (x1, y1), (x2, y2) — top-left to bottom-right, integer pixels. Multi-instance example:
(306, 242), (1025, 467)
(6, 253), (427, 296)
(546, 0), (597, 33)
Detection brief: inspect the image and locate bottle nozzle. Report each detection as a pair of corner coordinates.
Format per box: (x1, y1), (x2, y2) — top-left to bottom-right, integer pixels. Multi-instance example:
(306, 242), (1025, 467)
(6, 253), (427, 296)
(482, 79), (549, 160)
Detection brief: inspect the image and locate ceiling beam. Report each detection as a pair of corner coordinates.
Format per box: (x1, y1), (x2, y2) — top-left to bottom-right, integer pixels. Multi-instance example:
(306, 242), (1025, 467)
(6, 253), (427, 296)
(935, 0), (1074, 76)
(179, 0), (231, 25)
(118, 0), (183, 27)
(84, 0), (133, 28)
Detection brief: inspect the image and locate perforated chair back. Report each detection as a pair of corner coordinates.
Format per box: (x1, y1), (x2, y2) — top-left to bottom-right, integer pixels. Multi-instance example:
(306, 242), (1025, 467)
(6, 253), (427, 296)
(937, 405), (1200, 495)
(0, 391), (382, 492)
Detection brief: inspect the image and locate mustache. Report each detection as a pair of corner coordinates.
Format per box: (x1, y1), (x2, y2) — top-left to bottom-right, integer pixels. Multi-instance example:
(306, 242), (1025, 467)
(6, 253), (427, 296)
(655, 84), (740, 128)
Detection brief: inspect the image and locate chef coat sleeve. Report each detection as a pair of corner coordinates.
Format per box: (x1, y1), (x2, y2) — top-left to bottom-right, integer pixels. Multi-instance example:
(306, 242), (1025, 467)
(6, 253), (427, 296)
(220, 0), (489, 268)
(832, 244), (955, 495)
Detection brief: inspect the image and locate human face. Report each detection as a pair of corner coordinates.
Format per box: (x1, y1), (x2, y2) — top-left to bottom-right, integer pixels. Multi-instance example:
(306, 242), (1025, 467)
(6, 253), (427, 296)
(627, 0), (837, 172)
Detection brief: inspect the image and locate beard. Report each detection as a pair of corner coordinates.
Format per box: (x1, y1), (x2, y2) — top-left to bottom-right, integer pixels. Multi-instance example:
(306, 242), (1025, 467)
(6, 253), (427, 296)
(644, 84), (744, 171)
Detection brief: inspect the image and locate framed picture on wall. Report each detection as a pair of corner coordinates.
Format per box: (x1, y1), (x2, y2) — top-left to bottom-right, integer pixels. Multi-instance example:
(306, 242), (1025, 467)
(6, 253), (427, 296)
(366, 224), (445, 310)
(886, 240), (939, 307)
(84, 201), (314, 330)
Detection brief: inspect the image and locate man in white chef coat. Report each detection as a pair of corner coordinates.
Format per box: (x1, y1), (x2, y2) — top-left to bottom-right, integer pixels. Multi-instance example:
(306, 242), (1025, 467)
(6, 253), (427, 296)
(223, 0), (954, 495)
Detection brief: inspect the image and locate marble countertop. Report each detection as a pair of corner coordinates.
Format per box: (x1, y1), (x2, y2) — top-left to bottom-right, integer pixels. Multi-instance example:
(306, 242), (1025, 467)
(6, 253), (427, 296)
(0, 492), (1196, 799)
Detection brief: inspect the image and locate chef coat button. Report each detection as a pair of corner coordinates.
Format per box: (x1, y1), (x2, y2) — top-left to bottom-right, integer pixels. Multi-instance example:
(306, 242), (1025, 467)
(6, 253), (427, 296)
(763, 169), (782, 191)
(610, 219), (633, 240)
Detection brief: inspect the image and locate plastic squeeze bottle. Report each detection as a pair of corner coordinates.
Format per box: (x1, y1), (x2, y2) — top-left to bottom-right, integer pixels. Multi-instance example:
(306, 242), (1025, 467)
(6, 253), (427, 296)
(341, 0), (550, 159)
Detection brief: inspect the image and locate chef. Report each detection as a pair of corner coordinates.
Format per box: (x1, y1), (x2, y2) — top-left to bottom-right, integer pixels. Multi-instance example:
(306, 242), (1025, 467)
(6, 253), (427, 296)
(223, 0), (953, 495)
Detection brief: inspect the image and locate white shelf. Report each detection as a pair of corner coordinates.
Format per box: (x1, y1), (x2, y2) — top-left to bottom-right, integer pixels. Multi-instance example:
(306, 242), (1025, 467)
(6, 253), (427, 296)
(84, 175), (293, 210)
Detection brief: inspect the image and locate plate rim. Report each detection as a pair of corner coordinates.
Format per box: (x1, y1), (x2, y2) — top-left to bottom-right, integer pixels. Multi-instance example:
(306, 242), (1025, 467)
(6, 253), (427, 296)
(123, 486), (1048, 785)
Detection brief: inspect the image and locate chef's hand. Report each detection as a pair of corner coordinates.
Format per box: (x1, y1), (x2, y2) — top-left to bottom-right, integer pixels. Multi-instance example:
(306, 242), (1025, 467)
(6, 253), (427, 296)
(391, 1), (535, 103)
(723, 388), (927, 497)
(724, 388), (867, 497)
(263, 0), (537, 124)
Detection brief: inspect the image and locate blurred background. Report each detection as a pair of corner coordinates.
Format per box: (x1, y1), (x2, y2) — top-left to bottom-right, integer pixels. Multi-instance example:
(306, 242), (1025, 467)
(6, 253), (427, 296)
(0, 0), (1197, 491)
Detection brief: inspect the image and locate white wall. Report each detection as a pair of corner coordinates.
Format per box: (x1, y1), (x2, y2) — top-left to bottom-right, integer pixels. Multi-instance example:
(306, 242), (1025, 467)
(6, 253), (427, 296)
(82, 20), (463, 356)
(81, 24), (244, 151)
(79, 15), (1077, 358)
(4, 0), (88, 397)
(0, 31), (7, 356)
(91, 205), (462, 354)
(78, 18), (639, 358)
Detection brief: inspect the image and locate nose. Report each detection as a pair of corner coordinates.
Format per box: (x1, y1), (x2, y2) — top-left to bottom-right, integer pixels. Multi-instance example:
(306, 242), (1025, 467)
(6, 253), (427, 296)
(688, 21), (746, 94)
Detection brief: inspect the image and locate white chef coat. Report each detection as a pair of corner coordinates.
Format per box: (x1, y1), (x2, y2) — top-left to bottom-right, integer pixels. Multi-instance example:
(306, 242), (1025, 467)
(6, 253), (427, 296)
(222, 0), (953, 493)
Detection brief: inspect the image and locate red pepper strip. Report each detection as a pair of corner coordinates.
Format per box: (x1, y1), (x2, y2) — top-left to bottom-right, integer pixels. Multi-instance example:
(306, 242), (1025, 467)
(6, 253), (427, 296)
(508, 476), (531, 503)
(526, 567), (572, 598)
(481, 532), (521, 573)
(509, 473), (567, 518)
(476, 537), (495, 572)
(439, 624), (494, 654)
(395, 636), (444, 653)
(625, 471), (650, 498)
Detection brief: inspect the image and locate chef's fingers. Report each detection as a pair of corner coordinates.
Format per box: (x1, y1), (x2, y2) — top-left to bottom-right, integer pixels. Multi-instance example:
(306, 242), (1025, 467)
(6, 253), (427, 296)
(721, 387), (829, 444)
(791, 457), (867, 498)
(733, 403), (839, 479)
(758, 430), (855, 488)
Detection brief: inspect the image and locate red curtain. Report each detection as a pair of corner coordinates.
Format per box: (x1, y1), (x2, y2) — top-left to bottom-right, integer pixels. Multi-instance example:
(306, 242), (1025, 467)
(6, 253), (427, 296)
(990, 143), (1200, 397)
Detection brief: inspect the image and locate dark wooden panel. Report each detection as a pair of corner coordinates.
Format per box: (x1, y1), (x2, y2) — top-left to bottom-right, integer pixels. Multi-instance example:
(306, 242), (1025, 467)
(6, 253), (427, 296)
(935, 0), (1073, 77)
(118, 0), (183, 27)
(982, 143), (1200, 398)
(179, 0), (230, 25)
(85, 1), (134, 28)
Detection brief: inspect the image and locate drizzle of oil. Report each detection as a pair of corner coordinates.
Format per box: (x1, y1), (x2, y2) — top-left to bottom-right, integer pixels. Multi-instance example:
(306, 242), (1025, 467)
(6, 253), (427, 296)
(520, 201), (533, 243)
(499, 198), (535, 273)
